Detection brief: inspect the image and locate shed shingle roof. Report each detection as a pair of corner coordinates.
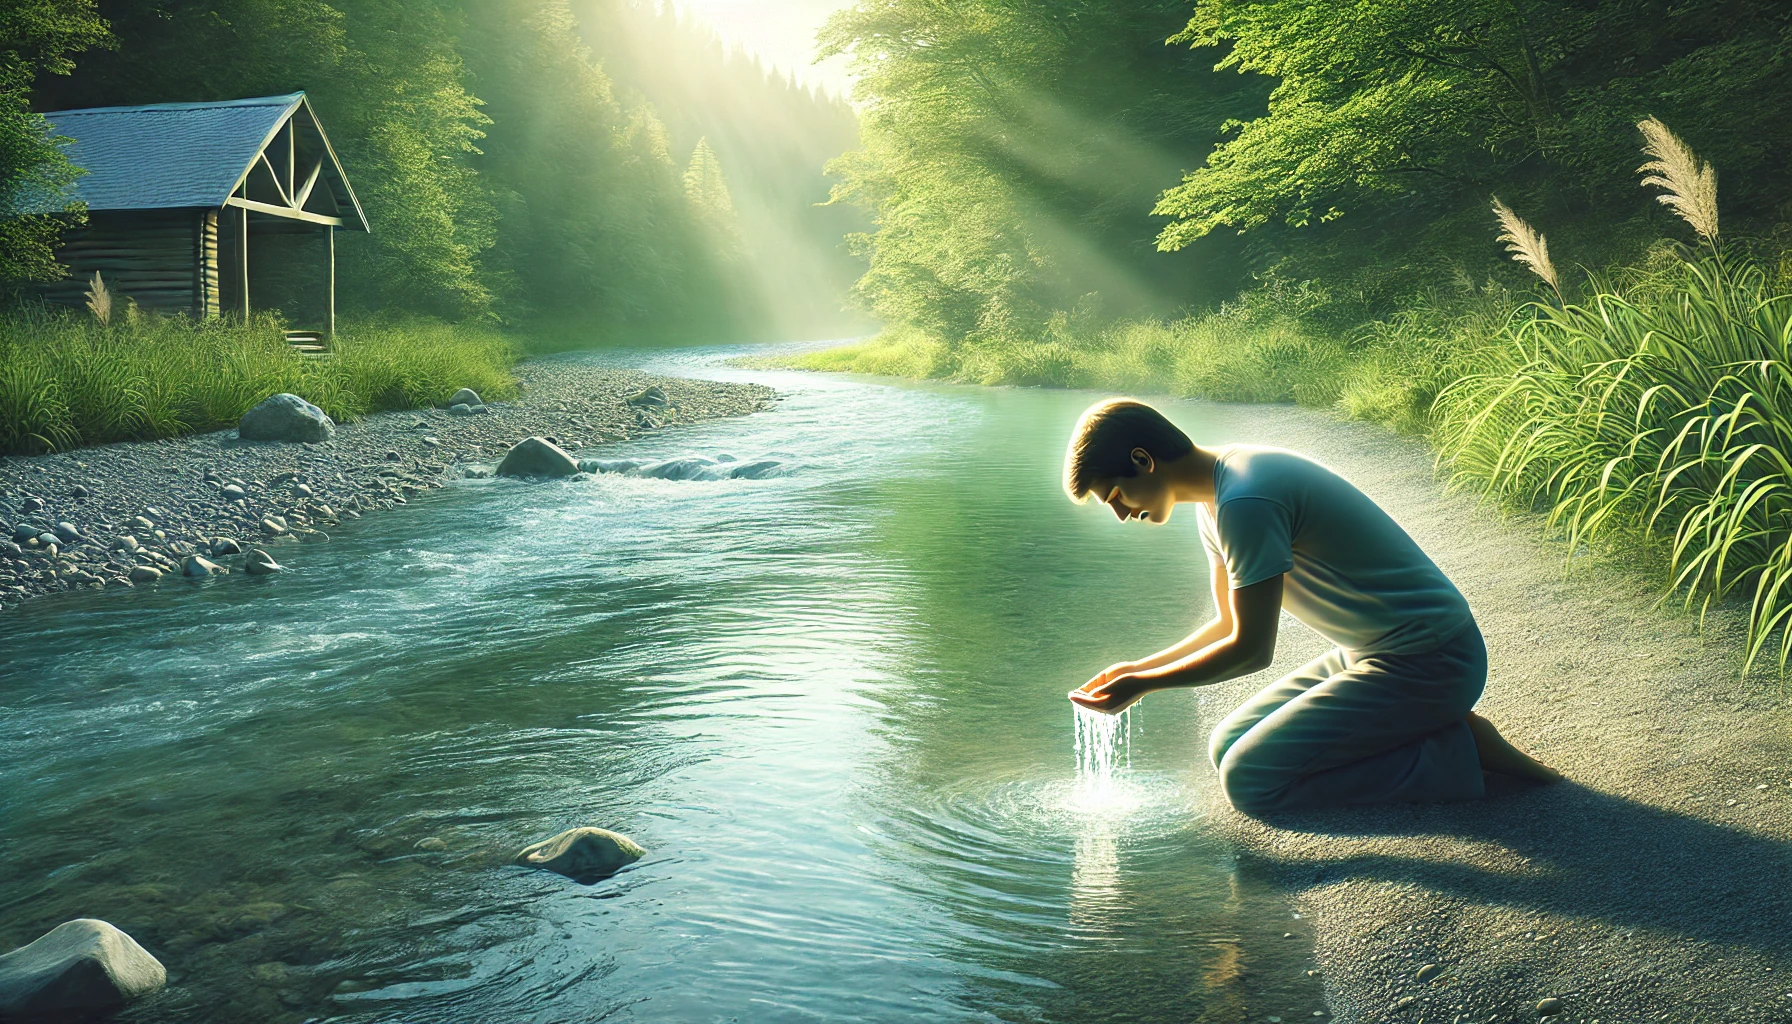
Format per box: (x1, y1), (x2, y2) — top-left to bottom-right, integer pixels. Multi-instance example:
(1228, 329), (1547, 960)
(33, 93), (367, 231)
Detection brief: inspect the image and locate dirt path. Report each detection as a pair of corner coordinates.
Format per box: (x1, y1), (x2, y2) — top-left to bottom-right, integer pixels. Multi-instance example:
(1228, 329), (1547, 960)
(1184, 401), (1792, 1024)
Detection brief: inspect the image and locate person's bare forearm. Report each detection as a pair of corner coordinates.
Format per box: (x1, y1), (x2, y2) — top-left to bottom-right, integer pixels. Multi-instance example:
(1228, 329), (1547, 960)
(1124, 617), (1232, 674)
(1132, 632), (1270, 690)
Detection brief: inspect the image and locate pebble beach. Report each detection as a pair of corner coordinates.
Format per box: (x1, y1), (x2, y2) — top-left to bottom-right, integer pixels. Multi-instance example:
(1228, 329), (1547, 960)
(0, 359), (775, 612)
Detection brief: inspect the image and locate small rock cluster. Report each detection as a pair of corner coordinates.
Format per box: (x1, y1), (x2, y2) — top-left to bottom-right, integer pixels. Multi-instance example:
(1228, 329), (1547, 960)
(0, 364), (774, 614)
(0, 819), (647, 1019)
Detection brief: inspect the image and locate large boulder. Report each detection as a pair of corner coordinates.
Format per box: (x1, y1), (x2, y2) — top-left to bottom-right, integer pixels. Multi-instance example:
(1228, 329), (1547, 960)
(238, 394), (335, 443)
(448, 388), (482, 408)
(0, 919), (166, 1019)
(496, 437), (579, 479)
(514, 827), (645, 881)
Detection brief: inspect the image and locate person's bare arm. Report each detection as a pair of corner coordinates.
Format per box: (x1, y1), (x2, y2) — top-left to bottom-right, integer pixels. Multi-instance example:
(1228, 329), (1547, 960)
(1111, 559), (1235, 676)
(1072, 574), (1282, 713)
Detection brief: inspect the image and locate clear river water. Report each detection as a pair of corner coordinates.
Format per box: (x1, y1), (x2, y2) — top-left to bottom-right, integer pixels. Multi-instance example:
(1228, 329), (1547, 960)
(0, 347), (1327, 1023)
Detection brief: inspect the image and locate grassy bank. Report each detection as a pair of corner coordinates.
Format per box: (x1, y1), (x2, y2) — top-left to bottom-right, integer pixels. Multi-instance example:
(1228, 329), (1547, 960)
(0, 312), (518, 454)
(779, 281), (1514, 437)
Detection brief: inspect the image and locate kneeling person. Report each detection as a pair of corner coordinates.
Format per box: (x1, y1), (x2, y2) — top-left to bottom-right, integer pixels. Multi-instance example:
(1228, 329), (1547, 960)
(1063, 398), (1559, 814)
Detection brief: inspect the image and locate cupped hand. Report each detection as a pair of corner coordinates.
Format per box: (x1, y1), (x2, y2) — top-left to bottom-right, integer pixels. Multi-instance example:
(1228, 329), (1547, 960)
(1068, 671), (1151, 715)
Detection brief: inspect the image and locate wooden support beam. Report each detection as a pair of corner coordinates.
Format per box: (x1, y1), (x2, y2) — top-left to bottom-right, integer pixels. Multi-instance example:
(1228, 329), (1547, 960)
(240, 202), (250, 320)
(327, 225), (336, 339)
(224, 196), (344, 227)
(294, 155), (326, 211)
(256, 153), (292, 207)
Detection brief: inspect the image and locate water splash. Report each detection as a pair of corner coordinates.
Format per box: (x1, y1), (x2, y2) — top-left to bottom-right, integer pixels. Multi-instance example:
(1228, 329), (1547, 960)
(1072, 701), (1133, 791)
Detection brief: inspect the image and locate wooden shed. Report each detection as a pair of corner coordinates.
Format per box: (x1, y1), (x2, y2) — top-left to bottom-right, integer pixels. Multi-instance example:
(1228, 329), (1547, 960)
(33, 92), (368, 342)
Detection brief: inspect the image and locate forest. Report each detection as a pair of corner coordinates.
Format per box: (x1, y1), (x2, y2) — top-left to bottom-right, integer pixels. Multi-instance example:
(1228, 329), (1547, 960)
(1, 0), (861, 336)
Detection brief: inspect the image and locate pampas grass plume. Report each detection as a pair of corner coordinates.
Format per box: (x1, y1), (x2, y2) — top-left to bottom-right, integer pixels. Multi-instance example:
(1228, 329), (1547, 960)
(1491, 198), (1562, 303)
(84, 271), (111, 326)
(1638, 117), (1719, 245)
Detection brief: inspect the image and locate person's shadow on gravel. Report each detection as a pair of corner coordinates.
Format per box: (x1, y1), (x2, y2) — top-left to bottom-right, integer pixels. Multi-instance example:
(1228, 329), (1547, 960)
(1247, 779), (1792, 956)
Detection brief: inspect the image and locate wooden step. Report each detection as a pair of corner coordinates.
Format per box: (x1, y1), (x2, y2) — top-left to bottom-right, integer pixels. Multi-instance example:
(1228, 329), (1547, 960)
(284, 330), (333, 359)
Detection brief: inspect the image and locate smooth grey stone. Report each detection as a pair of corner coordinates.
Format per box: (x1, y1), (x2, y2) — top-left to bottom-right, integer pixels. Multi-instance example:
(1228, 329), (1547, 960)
(414, 837), (448, 852)
(116, 535), (140, 552)
(182, 554), (226, 577)
(514, 827), (645, 881)
(53, 522), (82, 543)
(261, 517), (289, 536)
(727, 459), (785, 480)
(449, 388), (482, 407)
(625, 385), (668, 408)
(210, 538), (242, 556)
(21, 498), (44, 513)
(1537, 997), (1564, 1016)
(238, 393), (335, 443)
(496, 437), (579, 479)
(130, 516), (154, 532)
(220, 484), (247, 501)
(448, 403), (474, 417)
(294, 483), (313, 497)
(10, 524), (37, 543)
(0, 919), (165, 1018)
(244, 550), (283, 575)
(1415, 963), (1440, 982)
(69, 485), (88, 498)
(296, 530), (329, 544)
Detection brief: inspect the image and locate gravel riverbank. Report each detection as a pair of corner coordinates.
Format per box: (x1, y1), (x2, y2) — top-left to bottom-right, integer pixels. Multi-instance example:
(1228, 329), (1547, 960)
(0, 359), (774, 612)
(1186, 401), (1792, 1024)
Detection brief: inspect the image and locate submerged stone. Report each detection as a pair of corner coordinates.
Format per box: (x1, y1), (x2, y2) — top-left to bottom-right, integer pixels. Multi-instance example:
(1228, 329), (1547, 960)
(0, 919), (166, 1019)
(514, 827), (645, 881)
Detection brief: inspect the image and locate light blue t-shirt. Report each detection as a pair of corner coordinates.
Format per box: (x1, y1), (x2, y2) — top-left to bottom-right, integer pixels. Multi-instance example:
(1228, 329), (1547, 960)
(1195, 444), (1474, 655)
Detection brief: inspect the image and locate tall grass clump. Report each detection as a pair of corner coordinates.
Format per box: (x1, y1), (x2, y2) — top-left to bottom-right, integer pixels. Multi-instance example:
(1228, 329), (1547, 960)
(1435, 118), (1792, 674)
(0, 309), (517, 454)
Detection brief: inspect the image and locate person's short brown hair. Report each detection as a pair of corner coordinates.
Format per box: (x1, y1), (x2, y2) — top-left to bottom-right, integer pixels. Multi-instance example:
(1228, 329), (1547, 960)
(1063, 398), (1194, 502)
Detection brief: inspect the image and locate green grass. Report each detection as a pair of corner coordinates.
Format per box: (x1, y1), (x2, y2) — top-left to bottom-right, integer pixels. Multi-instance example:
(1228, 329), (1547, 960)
(1433, 250), (1792, 675)
(0, 310), (518, 454)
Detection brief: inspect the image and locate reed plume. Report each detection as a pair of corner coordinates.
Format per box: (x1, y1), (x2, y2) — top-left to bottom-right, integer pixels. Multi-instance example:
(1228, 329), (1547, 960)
(1490, 198), (1561, 303)
(1638, 117), (1719, 246)
(84, 272), (112, 326)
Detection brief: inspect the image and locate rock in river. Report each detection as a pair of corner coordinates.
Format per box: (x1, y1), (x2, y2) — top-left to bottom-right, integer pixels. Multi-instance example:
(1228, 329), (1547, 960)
(238, 393), (335, 443)
(0, 919), (166, 1019)
(182, 554), (226, 577)
(244, 549), (284, 575)
(514, 827), (645, 881)
(496, 436), (579, 479)
(128, 566), (162, 583)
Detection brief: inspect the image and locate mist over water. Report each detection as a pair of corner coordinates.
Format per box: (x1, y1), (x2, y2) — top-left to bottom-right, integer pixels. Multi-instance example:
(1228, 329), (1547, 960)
(0, 346), (1324, 1023)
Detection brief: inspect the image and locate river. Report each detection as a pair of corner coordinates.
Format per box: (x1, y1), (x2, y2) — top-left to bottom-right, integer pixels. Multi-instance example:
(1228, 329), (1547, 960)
(0, 346), (1327, 1023)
